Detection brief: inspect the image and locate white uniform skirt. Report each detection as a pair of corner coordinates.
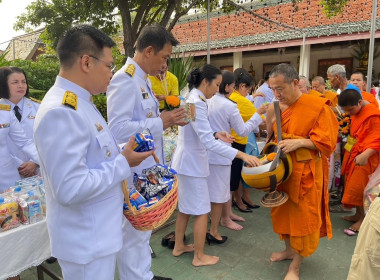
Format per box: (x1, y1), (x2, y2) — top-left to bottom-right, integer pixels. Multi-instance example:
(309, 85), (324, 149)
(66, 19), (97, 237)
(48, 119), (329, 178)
(207, 164), (231, 203)
(177, 174), (211, 215)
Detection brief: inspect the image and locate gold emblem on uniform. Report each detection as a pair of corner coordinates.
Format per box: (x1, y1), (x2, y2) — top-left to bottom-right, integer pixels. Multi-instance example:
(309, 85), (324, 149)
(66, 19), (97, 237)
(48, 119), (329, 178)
(62, 91), (78, 110)
(147, 112), (153, 118)
(0, 104), (11, 111)
(125, 64), (136, 77)
(106, 150), (112, 158)
(29, 97), (41, 104)
(199, 95), (206, 103)
(95, 123), (103, 132)
(28, 115), (35, 119)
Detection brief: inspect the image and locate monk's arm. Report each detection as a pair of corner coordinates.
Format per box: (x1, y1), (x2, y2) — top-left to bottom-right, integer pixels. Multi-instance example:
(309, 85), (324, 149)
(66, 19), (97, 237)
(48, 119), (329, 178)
(278, 138), (317, 154)
(355, 148), (378, 166)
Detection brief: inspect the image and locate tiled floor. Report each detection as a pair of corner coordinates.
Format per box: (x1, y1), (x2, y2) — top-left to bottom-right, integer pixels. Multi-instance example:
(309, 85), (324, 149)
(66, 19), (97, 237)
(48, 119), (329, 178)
(20, 189), (356, 280)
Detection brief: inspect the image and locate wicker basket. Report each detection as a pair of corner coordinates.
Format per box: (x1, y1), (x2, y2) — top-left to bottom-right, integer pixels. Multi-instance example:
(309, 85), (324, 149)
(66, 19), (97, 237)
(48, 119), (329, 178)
(122, 175), (178, 231)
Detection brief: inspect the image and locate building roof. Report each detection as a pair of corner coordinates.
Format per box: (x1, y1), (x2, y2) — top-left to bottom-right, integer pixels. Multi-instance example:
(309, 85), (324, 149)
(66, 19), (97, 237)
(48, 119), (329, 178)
(172, 0), (380, 55)
(4, 28), (45, 61)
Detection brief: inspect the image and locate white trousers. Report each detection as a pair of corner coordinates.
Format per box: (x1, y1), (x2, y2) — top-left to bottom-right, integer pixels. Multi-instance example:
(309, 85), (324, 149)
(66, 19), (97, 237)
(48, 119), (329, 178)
(58, 253), (117, 280)
(117, 217), (153, 280)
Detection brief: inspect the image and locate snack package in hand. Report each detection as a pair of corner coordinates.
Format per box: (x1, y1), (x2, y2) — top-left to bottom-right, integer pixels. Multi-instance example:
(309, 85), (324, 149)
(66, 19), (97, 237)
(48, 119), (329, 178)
(133, 129), (155, 152)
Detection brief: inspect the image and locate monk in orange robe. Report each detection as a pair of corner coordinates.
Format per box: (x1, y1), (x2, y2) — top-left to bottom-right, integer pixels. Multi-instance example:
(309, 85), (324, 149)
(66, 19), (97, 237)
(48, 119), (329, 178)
(311, 76), (338, 107)
(267, 64), (338, 280)
(338, 89), (380, 233)
(350, 72), (379, 108)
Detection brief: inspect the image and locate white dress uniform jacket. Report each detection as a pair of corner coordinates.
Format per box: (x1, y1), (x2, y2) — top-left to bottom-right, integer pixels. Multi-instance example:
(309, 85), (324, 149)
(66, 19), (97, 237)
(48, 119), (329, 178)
(33, 76), (131, 264)
(0, 97), (40, 167)
(171, 89), (238, 177)
(107, 58), (162, 280)
(207, 93), (262, 165)
(0, 106), (39, 191)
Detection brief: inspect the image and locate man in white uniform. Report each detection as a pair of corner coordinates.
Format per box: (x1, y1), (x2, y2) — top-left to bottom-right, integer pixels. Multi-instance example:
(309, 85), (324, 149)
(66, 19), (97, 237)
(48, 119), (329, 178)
(107, 24), (187, 280)
(34, 25), (153, 280)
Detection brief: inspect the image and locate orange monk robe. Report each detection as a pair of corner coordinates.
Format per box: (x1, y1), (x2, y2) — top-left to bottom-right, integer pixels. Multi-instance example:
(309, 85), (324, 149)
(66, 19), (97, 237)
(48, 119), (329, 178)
(341, 104), (380, 207)
(271, 94), (339, 257)
(361, 91), (379, 108)
(322, 90), (338, 107)
(308, 89), (323, 98)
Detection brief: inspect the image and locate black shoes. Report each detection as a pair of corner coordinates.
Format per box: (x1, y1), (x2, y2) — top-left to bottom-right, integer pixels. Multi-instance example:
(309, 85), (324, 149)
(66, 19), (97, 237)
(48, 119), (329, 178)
(152, 276), (172, 280)
(232, 200), (252, 213)
(161, 231), (175, 246)
(241, 197), (260, 209)
(46, 257), (57, 264)
(206, 232), (228, 245)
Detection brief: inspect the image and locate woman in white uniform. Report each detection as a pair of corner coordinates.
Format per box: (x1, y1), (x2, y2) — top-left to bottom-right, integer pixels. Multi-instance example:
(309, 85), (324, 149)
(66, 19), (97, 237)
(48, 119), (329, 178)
(171, 65), (261, 267)
(0, 66), (40, 178)
(207, 70), (268, 240)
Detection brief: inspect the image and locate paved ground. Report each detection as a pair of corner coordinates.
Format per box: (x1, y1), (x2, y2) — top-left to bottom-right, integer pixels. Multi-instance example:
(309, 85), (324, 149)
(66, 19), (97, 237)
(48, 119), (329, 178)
(20, 189), (356, 280)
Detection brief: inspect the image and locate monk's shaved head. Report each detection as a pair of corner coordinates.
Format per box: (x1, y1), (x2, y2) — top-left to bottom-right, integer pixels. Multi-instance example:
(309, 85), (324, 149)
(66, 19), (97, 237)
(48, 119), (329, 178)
(269, 63), (299, 84)
(312, 76), (325, 84)
(312, 76), (326, 93)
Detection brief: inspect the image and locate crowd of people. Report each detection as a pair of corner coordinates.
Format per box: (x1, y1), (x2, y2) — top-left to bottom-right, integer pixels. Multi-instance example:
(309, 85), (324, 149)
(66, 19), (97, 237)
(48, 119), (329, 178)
(1, 24), (380, 280)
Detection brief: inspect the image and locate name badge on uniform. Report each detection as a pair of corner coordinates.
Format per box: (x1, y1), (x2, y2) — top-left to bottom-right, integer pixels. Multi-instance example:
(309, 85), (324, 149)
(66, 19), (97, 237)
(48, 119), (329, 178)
(344, 135), (357, 152)
(95, 123), (103, 132)
(141, 87), (149, 99)
(28, 115), (35, 119)
(0, 123), (10, 129)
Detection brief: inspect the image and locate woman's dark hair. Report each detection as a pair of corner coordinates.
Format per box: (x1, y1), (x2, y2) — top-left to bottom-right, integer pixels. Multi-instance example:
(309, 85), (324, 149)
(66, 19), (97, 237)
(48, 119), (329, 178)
(338, 89), (362, 107)
(234, 68), (254, 89)
(187, 64), (222, 90)
(219, 70), (235, 94)
(0, 66), (29, 99)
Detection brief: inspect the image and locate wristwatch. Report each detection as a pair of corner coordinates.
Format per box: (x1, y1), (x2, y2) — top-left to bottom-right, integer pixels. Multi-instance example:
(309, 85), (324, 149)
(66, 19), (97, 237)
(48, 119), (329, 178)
(213, 132), (218, 140)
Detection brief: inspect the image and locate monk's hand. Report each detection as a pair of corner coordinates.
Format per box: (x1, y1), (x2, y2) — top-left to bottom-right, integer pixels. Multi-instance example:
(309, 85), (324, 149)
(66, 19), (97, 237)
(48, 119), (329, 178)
(215, 131), (234, 143)
(121, 136), (154, 167)
(354, 153), (369, 166)
(278, 139), (301, 154)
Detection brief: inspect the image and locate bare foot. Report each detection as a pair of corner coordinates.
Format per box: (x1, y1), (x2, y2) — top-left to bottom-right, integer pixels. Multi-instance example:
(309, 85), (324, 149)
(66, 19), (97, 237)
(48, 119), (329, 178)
(220, 218), (243, 231)
(284, 269), (299, 280)
(230, 213), (245, 222)
(343, 213), (361, 222)
(172, 244), (194, 257)
(192, 254), (219, 267)
(349, 220), (363, 232)
(270, 250), (295, 262)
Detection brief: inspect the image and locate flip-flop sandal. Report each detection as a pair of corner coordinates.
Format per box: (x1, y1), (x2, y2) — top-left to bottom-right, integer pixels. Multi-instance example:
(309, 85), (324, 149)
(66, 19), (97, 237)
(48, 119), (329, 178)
(344, 228), (359, 236)
(329, 205), (352, 213)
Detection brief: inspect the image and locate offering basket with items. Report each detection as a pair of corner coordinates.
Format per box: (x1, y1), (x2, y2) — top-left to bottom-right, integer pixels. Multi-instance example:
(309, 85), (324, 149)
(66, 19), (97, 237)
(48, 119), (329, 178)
(122, 130), (178, 231)
(241, 101), (293, 207)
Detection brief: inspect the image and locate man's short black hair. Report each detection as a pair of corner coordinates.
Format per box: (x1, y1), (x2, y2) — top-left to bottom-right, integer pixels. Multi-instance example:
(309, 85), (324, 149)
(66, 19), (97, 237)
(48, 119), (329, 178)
(338, 89), (363, 107)
(0, 66), (30, 99)
(57, 25), (116, 69)
(135, 24), (179, 53)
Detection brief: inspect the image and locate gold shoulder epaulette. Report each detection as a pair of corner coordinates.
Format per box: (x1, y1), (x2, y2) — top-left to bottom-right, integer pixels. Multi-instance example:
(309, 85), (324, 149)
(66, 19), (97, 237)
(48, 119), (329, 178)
(62, 91), (78, 110)
(125, 64), (136, 77)
(199, 95), (206, 103)
(0, 104), (11, 111)
(29, 97), (41, 104)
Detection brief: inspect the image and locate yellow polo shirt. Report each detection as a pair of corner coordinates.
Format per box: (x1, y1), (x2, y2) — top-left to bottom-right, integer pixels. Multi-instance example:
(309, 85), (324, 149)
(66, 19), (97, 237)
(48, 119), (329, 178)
(149, 71), (179, 109)
(229, 90), (257, 144)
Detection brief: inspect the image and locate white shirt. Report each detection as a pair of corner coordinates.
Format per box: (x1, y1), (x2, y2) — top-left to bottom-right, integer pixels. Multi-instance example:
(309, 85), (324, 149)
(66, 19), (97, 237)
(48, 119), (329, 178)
(34, 76), (131, 264)
(171, 89), (237, 177)
(207, 93), (262, 165)
(107, 57), (164, 184)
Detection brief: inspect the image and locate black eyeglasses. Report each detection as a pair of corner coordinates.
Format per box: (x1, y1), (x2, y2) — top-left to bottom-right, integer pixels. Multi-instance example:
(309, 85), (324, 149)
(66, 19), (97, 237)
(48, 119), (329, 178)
(88, 55), (116, 72)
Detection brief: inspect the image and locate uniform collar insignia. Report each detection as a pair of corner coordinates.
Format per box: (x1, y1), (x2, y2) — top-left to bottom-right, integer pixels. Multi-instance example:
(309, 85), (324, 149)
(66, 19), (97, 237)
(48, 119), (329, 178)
(199, 95), (206, 103)
(125, 64), (136, 77)
(0, 104), (11, 111)
(29, 97), (41, 104)
(62, 91), (78, 110)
